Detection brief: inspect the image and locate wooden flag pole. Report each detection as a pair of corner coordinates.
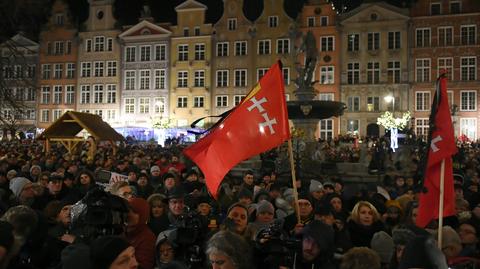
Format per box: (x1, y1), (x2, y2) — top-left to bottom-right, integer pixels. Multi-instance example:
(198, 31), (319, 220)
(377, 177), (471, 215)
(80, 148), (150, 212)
(437, 158), (446, 249)
(287, 139), (301, 223)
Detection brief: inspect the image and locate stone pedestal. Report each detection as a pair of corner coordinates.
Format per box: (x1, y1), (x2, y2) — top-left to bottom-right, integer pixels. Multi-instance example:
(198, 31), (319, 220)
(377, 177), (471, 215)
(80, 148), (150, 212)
(292, 118), (318, 142)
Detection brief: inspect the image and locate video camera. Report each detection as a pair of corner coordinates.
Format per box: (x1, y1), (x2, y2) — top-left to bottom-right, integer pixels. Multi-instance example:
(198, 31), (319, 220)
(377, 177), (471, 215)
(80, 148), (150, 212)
(254, 220), (301, 267)
(173, 210), (208, 269)
(69, 187), (129, 242)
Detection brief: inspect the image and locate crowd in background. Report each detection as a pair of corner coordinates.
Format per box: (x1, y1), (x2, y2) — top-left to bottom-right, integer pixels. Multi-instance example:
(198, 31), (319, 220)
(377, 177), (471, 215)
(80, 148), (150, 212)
(0, 138), (479, 269)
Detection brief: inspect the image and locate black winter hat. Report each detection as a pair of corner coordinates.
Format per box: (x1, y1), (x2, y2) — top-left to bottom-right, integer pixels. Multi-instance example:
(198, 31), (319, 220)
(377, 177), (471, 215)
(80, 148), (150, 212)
(162, 173), (176, 181)
(300, 220), (335, 253)
(90, 236), (131, 269)
(398, 235), (448, 269)
(166, 186), (186, 200)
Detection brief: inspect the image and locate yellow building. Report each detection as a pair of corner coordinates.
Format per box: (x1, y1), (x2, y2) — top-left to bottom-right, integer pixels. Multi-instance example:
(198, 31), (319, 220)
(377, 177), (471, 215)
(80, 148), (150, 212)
(252, 0), (296, 100)
(169, 0), (213, 128)
(212, 0), (254, 116)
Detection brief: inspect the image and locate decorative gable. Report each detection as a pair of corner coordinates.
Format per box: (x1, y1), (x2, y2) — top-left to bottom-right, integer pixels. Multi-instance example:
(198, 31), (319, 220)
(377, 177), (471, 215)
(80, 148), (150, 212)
(340, 2), (409, 24)
(119, 20), (171, 39)
(175, 0), (208, 11)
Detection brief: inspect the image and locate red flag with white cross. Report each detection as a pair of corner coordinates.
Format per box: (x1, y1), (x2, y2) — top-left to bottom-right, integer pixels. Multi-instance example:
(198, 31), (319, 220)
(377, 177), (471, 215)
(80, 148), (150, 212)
(183, 61), (290, 198)
(416, 74), (457, 228)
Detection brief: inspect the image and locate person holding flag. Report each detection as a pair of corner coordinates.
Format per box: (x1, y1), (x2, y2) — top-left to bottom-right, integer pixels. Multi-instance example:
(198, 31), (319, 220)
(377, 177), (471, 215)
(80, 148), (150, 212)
(416, 72), (457, 246)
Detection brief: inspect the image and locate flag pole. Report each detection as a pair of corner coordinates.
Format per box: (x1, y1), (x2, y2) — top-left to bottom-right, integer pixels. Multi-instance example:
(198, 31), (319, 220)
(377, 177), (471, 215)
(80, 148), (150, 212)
(287, 139), (301, 223)
(437, 158), (446, 248)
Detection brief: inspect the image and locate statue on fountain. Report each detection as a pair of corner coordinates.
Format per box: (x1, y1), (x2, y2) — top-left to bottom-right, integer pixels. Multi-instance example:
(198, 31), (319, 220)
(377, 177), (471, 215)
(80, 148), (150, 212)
(295, 31), (317, 101)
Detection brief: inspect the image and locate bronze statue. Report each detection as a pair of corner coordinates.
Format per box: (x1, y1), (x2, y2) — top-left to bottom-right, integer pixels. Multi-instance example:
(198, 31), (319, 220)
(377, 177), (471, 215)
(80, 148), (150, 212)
(295, 31), (318, 101)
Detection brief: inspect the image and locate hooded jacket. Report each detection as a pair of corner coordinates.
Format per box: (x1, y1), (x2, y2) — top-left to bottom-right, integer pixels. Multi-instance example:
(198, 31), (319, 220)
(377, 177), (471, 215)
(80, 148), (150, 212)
(127, 198), (156, 269)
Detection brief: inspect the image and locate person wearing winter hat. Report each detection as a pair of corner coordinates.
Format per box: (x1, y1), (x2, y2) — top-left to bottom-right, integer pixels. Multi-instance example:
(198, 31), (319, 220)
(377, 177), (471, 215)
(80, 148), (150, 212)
(9, 177), (35, 206)
(384, 200), (403, 234)
(370, 231), (394, 268)
(29, 164), (42, 182)
(391, 225), (417, 267)
(126, 198), (156, 268)
(6, 170), (17, 181)
(296, 220), (336, 269)
(127, 197), (156, 269)
(314, 203), (335, 225)
(137, 173), (154, 199)
(150, 165), (162, 188)
(309, 180), (324, 202)
(246, 200), (276, 239)
(90, 235), (138, 269)
(222, 202), (250, 239)
(398, 235), (448, 269)
(156, 173), (176, 197)
(256, 200), (275, 221)
(283, 193), (315, 235)
(323, 181), (335, 194)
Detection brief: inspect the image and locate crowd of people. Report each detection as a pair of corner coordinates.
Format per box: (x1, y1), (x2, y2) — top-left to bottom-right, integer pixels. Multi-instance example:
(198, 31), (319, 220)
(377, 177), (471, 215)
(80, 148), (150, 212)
(0, 138), (479, 269)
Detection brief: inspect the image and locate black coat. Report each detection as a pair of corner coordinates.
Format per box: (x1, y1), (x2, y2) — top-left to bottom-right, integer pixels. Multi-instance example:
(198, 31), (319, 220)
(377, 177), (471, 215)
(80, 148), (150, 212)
(347, 219), (385, 247)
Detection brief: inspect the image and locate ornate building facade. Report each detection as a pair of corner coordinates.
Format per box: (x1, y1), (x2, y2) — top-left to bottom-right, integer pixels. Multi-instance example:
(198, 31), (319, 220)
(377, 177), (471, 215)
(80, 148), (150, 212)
(37, 0), (78, 129)
(118, 10), (172, 134)
(76, 0), (121, 126)
(339, 2), (410, 137)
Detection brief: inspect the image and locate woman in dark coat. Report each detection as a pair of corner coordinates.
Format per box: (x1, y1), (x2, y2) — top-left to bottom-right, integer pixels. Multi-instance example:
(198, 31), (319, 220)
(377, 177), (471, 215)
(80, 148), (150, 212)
(347, 201), (385, 247)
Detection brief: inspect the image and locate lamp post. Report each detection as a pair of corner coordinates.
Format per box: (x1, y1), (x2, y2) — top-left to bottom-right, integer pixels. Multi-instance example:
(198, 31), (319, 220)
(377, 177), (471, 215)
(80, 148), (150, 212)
(384, 95), (395, 113)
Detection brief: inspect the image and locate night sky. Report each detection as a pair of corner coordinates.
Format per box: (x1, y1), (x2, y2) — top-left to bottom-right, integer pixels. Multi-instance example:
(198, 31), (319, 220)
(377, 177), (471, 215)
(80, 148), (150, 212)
(0, 0), (415, 42)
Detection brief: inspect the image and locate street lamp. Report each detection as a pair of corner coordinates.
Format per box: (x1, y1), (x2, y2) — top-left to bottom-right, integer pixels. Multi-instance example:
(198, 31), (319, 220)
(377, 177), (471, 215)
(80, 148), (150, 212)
(384, 95), (395, 113)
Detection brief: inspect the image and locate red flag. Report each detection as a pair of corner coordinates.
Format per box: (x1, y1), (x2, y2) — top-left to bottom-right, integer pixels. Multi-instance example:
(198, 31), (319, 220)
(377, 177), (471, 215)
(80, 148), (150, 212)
(416, 75), (457, 228)
(183, 61), (290, 197)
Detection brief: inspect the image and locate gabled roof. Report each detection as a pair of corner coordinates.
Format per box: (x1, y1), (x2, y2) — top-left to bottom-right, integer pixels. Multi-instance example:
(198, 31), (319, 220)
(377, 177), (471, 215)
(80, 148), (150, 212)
(175, 0), (208, 12)
(340, 1), (409, 23)
(1, 33), (39, 48)
(119, 20), (172, 38)
(37, 111), (124, 141)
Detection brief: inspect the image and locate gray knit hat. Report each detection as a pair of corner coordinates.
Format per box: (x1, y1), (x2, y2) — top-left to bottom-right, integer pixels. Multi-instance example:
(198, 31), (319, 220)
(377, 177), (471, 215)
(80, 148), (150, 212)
(309, 180), (323, 193)
(9, 177), (32, 197)
(371, 231), (394, 264)
(256, 200), (274, 215)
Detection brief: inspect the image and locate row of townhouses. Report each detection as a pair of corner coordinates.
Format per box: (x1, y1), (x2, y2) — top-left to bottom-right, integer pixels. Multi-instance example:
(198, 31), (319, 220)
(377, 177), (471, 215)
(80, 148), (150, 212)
(1, 0), (479, 141)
